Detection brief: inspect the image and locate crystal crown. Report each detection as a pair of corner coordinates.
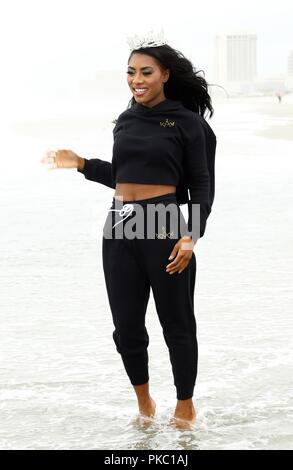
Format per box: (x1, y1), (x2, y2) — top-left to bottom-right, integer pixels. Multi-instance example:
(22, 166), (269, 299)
(126, 28), (167, 51)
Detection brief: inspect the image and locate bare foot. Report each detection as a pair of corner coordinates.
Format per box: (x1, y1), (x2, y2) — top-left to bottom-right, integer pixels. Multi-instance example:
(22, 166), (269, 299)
(139, 396), (156, 418)
(168, 399), (196, 430)
(168, 416), (195, 430)
(133, 382), (156, 421)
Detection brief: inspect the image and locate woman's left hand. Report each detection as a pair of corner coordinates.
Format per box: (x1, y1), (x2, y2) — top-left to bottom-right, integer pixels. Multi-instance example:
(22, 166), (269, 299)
(166, 236), (196, 275)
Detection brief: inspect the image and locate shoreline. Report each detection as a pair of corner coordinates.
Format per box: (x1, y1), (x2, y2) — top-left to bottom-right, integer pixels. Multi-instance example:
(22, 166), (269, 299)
(254, 121), (293, 141)
(213, 92), (293, 141)
(251, 99), (293, 141)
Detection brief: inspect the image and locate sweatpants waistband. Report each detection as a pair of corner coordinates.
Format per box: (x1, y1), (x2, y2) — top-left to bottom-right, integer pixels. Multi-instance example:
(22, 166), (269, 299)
(111, 192), (177, 207)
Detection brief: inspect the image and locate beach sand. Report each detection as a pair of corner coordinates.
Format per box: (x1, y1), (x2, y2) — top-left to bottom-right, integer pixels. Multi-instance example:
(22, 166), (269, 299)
(253, 96), (293, 141)
(1, 90), (293, 450)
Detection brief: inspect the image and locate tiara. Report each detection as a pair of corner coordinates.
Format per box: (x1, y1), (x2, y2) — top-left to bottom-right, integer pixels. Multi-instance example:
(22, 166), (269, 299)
(126, 28), (168, 51)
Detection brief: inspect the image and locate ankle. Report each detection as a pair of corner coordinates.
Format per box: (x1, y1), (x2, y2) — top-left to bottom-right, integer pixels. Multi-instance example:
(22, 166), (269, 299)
(176, 398), (194, 407)
(133, 382), (152, 403)
(138, 395), (152, 406)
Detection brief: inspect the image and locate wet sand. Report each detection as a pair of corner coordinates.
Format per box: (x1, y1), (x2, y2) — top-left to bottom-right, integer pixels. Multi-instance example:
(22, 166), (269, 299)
(1, 92), (293, 450)
(253, 97), (293, 141)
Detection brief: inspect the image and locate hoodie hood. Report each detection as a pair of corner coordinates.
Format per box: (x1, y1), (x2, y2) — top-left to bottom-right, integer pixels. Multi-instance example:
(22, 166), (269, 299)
(130, 98), (183, 115)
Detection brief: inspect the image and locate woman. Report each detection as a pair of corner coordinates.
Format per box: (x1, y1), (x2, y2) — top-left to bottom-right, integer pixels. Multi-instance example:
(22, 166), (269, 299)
(42, 32), (216, 430)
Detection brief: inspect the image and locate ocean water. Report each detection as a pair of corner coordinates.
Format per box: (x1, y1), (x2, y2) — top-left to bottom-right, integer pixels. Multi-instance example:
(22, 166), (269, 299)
(0, 94), (292, 450)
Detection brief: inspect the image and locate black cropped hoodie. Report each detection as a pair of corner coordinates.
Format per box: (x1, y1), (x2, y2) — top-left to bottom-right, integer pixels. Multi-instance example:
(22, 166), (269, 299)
(77, 98), (216, 238)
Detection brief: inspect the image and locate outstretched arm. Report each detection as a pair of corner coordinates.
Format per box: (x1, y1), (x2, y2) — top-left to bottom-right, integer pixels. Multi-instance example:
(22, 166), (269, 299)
(77, 157), (115, 189)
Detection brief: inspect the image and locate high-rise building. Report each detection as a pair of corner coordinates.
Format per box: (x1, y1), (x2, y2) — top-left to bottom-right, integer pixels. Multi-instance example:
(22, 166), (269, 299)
(288, 50), (293, 76)
(214, 31), (257, 85)
(285, 50), (293, 91)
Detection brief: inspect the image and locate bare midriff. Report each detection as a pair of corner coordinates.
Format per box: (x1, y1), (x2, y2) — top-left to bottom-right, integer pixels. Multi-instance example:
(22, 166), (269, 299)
(114, 183), (176, 201)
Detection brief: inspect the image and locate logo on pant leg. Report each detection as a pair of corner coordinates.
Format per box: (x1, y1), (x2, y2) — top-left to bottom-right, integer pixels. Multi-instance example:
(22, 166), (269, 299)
(155, 225), (176, 239)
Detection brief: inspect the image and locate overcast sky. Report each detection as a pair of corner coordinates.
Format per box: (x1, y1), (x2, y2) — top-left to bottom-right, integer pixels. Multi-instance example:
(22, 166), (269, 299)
(1, 0), (292, 109)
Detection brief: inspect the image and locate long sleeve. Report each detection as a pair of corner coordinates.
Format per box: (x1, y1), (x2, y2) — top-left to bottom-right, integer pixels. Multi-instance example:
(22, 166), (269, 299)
(183, 116), (211, 241)
(77, 158), (115, 189)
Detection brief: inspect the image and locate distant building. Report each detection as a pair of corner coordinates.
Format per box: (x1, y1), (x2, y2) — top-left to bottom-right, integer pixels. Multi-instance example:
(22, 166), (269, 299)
(213, 31), (257, 94)
(285, 50), (293, 91)
(288, 50), (293, 76)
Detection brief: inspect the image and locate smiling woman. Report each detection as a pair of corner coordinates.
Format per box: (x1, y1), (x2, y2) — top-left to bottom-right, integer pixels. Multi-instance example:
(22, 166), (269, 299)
(78, 34), (216, 429)
(42, 28), (217, 431)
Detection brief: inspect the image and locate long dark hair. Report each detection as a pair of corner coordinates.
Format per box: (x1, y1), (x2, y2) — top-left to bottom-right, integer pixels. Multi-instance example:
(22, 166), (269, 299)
(127, 44), (214, 119)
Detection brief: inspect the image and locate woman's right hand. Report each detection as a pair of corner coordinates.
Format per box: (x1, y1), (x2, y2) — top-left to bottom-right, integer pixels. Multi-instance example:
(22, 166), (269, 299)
(40, 149), (81, 170)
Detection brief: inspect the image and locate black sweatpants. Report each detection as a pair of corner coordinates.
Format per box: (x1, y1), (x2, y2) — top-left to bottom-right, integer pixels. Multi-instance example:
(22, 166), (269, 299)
(102, 192), (197, 400)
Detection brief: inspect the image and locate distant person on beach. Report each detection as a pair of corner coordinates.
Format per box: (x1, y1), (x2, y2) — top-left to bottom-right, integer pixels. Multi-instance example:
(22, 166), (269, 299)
(276, 91), (282, 103)
(40, 30), (217, 430)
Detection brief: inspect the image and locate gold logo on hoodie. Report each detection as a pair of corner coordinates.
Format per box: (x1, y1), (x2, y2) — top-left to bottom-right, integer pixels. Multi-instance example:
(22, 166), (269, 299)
(160, 118), (175, 127)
